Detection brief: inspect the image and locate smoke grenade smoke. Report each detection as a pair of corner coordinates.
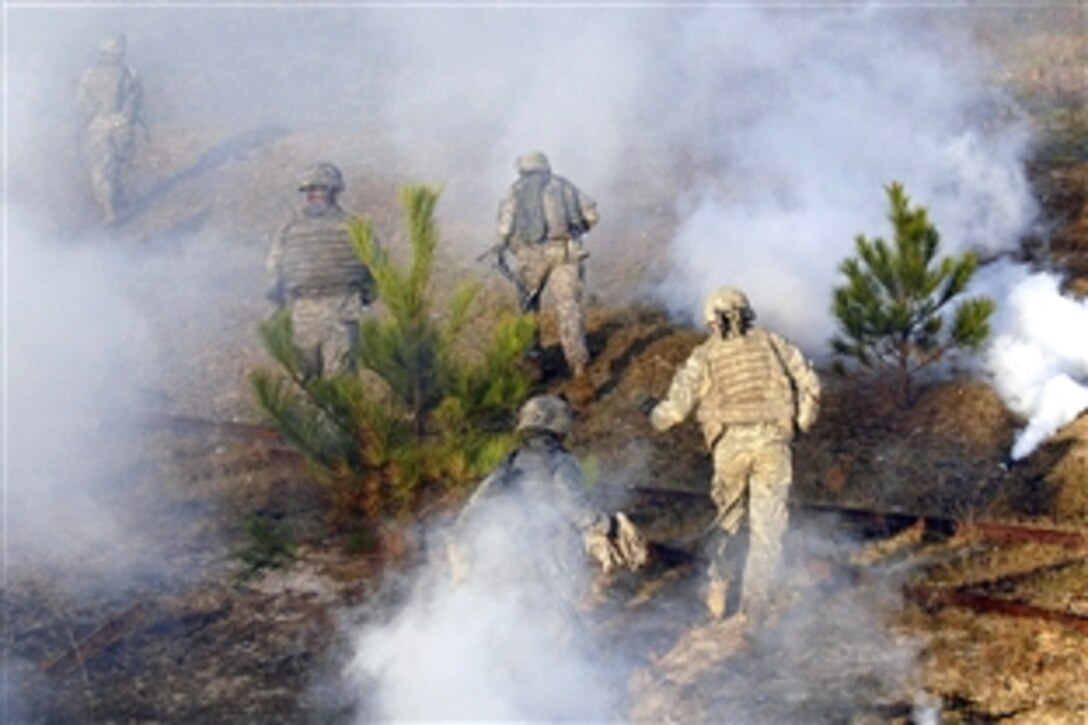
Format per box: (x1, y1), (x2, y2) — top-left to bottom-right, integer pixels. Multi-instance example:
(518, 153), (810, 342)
(983, 269), (1088, 459)
(4, 220), (165, 581)
(647, 8), (1036, 354)
(5, 5), (1083, 719)
(345, 480), (622, 721)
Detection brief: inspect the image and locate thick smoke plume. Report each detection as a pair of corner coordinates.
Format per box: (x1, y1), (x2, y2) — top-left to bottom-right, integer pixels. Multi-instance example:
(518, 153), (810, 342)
(983, 267), (1088, 459)
(5, 224), (159, 580)
(645, 9), (1036, 353)
(4, 4), (1081, 718)
(345, 484), (624, 721)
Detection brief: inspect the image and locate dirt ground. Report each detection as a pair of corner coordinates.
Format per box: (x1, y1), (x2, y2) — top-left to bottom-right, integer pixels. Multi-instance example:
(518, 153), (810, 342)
(5, 11), (1088, 724)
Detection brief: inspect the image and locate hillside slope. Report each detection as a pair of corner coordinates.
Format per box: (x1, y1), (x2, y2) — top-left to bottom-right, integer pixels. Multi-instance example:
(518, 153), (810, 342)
(6, 15), (1088, 720)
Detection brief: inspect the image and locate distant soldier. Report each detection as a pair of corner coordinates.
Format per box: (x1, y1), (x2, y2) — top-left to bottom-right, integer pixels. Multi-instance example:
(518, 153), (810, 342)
(648, 288), (821, 624)
(77, 35), (144, 225)
(494, 152), (599, 383)
(266, 162), (377, 378)
(450, 395), (647, 596)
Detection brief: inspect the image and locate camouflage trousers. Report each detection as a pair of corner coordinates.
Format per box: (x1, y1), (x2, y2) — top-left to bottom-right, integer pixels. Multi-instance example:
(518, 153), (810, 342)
(84, 115), (135, 223)
(289, 292), (366, 378)
(512, 240), (589, 373)
(706, 423), (793, 619)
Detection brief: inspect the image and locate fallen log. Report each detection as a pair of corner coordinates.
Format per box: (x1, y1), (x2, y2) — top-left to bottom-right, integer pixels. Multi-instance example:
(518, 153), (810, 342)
(934, 554), (1088, 598)
(795, 500), (1088, 550)
(904, 583), (1088, 633)
(627, 489), (1088, 550)
(955, 520), (1088, 549)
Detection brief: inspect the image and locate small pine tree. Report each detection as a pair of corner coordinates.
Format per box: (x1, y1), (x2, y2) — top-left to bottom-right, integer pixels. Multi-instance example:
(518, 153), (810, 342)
(250, 184), (537, 532)
(831, 182), (995, 407)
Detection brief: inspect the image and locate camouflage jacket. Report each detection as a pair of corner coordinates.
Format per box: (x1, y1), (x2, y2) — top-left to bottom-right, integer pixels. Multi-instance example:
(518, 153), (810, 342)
(651, 327), (821, 448)
(496, 171), (599, 247)
(78, 61), (142, 127)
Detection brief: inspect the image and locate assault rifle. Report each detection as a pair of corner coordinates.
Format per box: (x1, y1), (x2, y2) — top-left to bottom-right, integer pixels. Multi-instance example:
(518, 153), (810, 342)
(135, 112), (151, 142)
(476, 243), (540, 312)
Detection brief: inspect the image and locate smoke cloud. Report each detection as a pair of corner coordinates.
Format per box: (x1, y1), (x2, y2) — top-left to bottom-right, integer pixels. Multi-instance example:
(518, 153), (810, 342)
(645, 8), (1037, 353)
(345, 484), (624, 721)
(4, 4), (1080, 718)
(4, 219), (161, 580)
(981, 267), (1088, 459)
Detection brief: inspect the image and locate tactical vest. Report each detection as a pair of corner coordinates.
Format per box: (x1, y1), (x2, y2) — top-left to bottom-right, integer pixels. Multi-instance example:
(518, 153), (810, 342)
(279, 206), (374, 298)
(697, 329), (796, 438)
(509, 173), (588, 245)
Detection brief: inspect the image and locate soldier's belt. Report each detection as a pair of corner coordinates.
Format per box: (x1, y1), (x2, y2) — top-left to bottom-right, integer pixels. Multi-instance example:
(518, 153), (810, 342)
(510, 237), (587, 263)
(510, 235), (572, 247)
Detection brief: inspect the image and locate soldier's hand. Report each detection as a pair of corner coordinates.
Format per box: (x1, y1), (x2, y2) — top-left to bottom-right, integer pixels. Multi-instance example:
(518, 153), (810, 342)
(610, 512), (650, 571)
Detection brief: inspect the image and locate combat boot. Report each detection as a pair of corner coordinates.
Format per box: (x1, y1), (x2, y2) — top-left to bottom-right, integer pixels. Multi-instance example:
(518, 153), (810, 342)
(566, 364), (595, 405)
(705, 579), (728, 621)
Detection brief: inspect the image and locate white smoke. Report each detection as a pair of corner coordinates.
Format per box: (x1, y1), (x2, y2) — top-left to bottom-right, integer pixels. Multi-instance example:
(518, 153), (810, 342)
(983, 269), (1088, 460)
(648, 8), (1037, 354)
(4, 217), (159, 576)
(345, 483), (624, 721)
(5, 6), (1079, 719)
(7, 9), (1038, 309)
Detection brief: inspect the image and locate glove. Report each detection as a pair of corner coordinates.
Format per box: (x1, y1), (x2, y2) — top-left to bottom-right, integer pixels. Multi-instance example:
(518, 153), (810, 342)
(611, 512), (650, 571)
(585, 512), (649, 574)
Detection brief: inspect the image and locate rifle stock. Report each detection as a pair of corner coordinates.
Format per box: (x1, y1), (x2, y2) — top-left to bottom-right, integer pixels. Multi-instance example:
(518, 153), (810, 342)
(478, 243), (537, 311)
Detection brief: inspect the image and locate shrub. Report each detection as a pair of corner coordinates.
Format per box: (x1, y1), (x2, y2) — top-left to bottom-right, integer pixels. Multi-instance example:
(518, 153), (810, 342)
(236, 516), (296, 578)
(250, 185), (537, 532)
(831, 182), (995, 407)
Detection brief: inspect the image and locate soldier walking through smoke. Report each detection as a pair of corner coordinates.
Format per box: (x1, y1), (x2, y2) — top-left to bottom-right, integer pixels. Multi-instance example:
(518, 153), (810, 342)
(449, 395), (647, 602)
(77, 35), (145, 225)
(266, 162), (377, 378)
(647, 288), (820, 626)
(490, 152), (599, 388)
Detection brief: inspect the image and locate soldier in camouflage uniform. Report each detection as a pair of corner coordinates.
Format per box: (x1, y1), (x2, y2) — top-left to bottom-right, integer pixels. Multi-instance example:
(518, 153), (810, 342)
(450, 395), (647, 595)
(495, 152), (599, 382)
(649, 288), (820, 623)
(266, 162), (377, 378)
(77, 35), (144, 225)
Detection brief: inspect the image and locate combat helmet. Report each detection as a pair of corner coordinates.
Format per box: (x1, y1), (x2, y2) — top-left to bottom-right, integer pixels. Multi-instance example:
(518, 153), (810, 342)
(298, 162), (345, 193)
(702, 287), (752, 322)
(703, 287), (756, 338)
(516, 395), (572, 437)
(99, 35), (126, 61)
(516, 151), (551, 176)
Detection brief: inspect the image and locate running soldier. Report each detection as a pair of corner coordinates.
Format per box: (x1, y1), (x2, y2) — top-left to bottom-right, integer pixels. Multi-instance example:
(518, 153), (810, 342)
(494, 152), (599, 384)
(77, 35), (144, 224)
(266, 162), (377, 378)
(648, 288), (820, 624)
